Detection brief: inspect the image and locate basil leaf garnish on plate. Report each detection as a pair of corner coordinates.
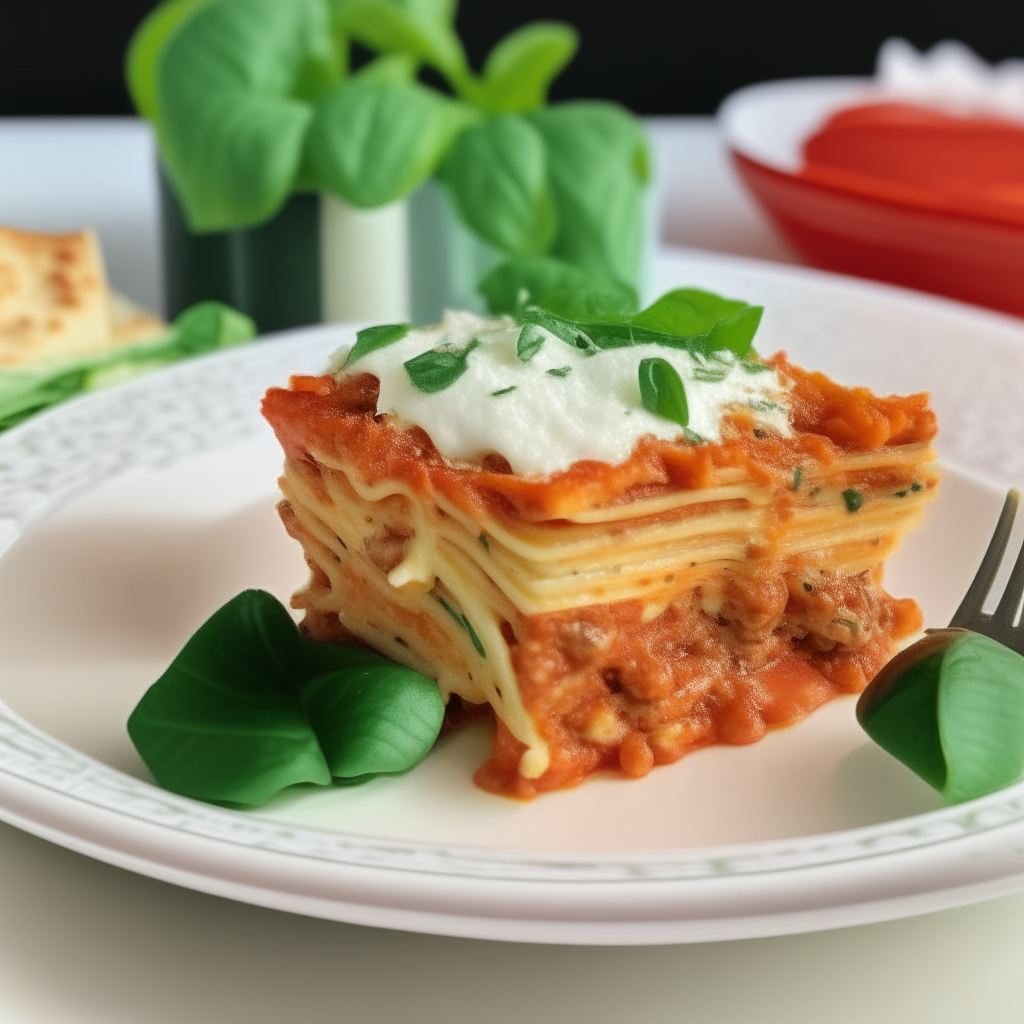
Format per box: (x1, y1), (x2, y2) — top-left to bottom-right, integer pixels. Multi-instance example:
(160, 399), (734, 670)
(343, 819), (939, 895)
(300, 664), (448, 781)
(638, 357), (688, 429)
(857, 628), (1024, 803)
(127, 590), (444, 805)
(343, 322), (411, 368)
(404, 339), (479, 393)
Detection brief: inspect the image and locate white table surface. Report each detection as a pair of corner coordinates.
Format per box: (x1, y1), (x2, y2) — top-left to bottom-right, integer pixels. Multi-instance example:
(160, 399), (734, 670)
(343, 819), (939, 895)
(1, 117), (1023, 1024)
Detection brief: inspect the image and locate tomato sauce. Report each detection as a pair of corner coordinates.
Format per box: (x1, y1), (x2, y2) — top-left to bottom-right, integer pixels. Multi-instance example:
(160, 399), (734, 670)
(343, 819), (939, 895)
(801, 102), (1024, 227)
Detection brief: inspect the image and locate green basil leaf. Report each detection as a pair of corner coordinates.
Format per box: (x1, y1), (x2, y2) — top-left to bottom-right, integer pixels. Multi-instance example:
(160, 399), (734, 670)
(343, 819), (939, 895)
(299, 664), (444, 779)
(638, 357), (689, 429)
(472, 21), (578, 114)
(127, 590), (332, 804)
(528, 102), (648, 291)
(157, 0), (336, 231)
(350, 51), (419, 84)
(477, 255), (638, 319)
(631, 289), (762, 356)
(516, 323), (546, 361)
(858, 629), (1024, 803)
(337, 0), (469, 89)
(632, 288), (745, 336)
(128, 588), (445, 804)
(343, 322), (411, 367)
(706, 305), (764, 357)
(546, 366), (571, 377)
(404, 339), (478, 392)
(125, 0), (212, 125)
(512, 287), (765, 360)
(441, 115), (558, 257)
(307, 79), (477, 208)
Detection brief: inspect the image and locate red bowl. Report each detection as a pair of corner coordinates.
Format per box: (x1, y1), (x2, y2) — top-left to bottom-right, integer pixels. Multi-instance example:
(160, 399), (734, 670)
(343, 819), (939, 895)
(720, 79), (1024, 319)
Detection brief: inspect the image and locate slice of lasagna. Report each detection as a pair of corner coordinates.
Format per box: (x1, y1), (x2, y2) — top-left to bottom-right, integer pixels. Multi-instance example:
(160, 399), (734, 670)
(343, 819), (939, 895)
(262, 304), (937, 798)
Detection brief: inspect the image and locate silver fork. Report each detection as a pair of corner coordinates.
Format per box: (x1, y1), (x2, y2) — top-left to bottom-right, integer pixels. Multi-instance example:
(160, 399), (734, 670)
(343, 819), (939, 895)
(948, 488), (1024, 652)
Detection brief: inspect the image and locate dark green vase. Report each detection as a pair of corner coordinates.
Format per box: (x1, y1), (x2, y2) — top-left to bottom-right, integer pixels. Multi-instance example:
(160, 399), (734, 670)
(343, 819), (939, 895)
(160, 170), (321, 334)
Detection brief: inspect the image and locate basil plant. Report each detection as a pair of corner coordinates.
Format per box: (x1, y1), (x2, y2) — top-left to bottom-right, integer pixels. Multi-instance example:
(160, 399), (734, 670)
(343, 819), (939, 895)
(127, 0), (650, 325)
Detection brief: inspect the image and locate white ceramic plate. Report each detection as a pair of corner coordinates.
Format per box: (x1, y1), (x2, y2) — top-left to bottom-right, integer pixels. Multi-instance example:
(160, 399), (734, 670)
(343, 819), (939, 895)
(2, 249), (1024, 946)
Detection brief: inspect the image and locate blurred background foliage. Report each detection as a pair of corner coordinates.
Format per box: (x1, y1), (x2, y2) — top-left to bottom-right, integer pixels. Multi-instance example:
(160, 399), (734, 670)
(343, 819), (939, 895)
(3, 1), (1023, 117)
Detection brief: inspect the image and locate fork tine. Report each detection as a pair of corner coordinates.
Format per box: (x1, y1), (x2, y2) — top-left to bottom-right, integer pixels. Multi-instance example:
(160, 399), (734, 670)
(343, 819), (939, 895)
(992, 506), (1024, 628)
(948, 488), (1020, 628)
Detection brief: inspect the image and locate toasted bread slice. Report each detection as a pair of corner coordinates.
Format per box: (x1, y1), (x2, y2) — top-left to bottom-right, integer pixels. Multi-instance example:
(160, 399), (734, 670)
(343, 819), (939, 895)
(0, 226), (165, 369)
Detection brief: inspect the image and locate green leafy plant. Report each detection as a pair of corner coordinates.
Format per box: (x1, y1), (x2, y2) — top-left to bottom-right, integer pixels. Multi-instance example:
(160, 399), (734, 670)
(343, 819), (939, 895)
(128, 589), (445, 804)
(857, 628), (1024, 803)
(128, 0), (648, 295)
(0, 302), (255, 432)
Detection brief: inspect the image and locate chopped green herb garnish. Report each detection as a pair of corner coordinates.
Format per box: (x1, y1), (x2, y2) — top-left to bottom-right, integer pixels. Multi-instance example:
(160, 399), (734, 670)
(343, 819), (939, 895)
(740, 360), (774, 374)
(638, 357), (688, 430)
(434, 593), (486, 658)
(802, 582), (813, 593)
(842, 489), (863, 512)
(691, 364), (731, 383)
(895, 490), (908, 498)
(516, 323), (546, 361)
(747, 399), (785, 412)
(491, 386), (516, 396)
(682, 427), (705, 444)
(344, 323), (411, 368)
(911, 482), (923, 492)
(792, 467), (803, 491)
(404, 340), (479, 393)
(836, 616), (861, 635)
(546, 366), (572, 377)
(479, 534), (490, 550)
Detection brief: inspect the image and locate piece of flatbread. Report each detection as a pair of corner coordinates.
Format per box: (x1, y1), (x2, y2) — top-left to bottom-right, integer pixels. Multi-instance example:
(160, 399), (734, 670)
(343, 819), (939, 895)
(0, 226), (165, 369)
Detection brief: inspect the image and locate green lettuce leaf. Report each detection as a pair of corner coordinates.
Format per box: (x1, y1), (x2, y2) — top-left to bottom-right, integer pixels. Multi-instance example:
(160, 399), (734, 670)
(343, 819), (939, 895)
(0, 302), (255, 431)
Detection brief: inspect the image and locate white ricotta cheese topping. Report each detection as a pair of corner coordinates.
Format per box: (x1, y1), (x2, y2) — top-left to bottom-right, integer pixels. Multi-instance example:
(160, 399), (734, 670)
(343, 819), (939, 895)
(330, 311), (792, 477)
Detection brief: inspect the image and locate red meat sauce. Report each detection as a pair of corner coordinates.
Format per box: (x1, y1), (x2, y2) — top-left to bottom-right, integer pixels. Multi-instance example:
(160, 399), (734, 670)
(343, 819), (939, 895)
(262, 358), (936, 798)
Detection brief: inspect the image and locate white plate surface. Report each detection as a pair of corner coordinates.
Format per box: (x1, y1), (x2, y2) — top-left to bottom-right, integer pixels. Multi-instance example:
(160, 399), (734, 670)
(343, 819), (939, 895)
(1, 249), (1023, 945)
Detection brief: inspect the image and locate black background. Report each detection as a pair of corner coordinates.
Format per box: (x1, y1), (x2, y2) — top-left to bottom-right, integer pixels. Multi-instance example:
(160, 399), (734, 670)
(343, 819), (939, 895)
(2, 1), (1022, 117)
